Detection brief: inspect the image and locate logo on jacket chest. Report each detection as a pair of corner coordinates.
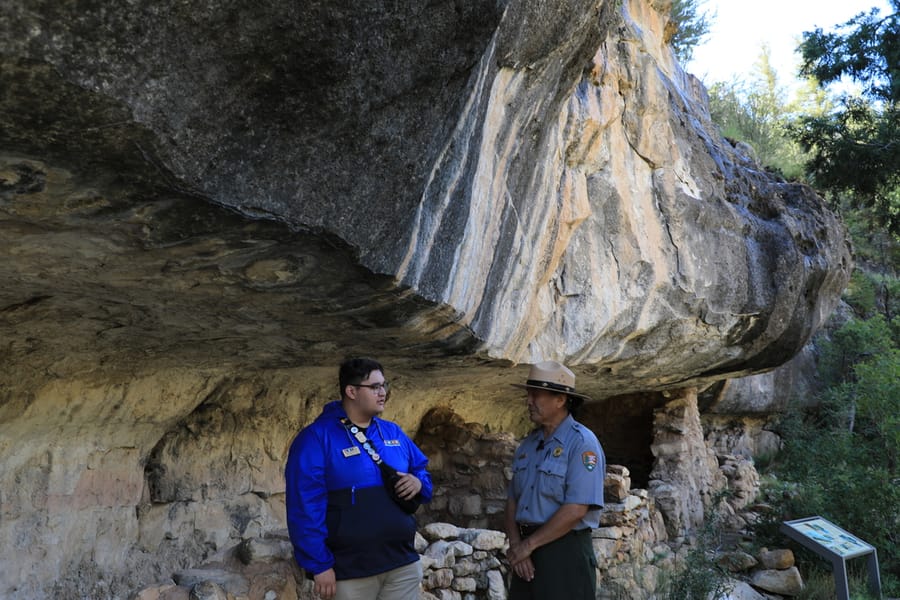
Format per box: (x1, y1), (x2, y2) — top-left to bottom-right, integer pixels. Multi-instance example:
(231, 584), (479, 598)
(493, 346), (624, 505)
(384, 439), (401, 447)
(342, 446), (361, 457)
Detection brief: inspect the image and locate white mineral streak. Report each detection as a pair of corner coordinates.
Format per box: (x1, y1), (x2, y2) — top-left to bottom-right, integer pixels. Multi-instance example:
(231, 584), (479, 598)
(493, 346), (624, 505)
(396, 35), (501, 289)
(395, 0), (843, 375)
(397, 0), (716, 365)
(443, 67), (527, 319)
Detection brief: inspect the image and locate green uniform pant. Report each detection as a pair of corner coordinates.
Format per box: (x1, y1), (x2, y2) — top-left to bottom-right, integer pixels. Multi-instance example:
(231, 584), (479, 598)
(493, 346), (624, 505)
(509, 528), (597, 600)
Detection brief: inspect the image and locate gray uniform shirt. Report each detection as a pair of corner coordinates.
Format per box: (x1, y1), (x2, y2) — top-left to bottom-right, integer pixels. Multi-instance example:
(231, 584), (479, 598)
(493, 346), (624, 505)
(508, 414), (606, 529)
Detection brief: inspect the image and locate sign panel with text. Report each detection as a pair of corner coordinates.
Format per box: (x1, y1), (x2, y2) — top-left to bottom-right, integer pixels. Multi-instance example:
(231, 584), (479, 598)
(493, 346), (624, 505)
(783, 516), (873, 558)
(781, 516), (882, 600)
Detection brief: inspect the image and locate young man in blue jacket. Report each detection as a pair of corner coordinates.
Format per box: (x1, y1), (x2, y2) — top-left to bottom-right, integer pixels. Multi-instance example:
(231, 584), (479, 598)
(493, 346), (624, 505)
(285, 357), (432, 600)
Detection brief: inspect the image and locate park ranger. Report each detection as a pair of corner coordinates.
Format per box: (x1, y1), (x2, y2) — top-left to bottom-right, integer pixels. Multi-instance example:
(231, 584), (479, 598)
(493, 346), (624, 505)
(504, 361), (606, 600)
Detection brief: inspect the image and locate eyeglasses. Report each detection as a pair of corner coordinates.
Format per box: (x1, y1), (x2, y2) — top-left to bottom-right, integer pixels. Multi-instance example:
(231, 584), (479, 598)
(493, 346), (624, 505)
(353, 382), (389, 392)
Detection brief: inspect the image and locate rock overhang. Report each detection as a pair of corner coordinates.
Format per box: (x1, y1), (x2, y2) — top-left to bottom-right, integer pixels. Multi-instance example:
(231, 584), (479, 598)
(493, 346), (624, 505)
(0, 0), (851, 399)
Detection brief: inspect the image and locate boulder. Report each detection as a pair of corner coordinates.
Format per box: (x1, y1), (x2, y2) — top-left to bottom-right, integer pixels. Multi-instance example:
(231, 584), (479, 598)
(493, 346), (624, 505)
(750, 566), (804, 596)
(721, 580), (773, 600)
(717, 550), (759, 573)
(758, 548), (795, 570)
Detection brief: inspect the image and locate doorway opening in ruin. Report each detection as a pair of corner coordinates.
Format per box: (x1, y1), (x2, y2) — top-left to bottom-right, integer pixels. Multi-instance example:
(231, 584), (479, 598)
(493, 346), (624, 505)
(579, 392), (666, 488)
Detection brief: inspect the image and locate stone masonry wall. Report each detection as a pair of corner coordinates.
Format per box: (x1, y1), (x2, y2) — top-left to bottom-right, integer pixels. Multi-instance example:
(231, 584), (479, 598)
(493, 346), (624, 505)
(415, 406), (519, 531)
(133, 490), (671, 600)
(133, 397), (769, 600)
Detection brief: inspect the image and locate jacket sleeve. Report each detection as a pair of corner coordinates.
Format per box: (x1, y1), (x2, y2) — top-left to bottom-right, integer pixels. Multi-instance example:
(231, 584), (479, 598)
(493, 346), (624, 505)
(405, 435), (434, 502)
(285, 427), (333, 574)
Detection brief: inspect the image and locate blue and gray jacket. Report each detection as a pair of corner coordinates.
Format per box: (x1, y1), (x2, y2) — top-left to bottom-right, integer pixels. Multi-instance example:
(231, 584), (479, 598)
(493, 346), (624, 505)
(285, 400), (433, 579)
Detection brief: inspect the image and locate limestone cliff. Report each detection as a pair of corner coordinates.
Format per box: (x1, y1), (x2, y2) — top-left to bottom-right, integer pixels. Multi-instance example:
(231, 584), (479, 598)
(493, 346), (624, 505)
(0, 0), (850, 597)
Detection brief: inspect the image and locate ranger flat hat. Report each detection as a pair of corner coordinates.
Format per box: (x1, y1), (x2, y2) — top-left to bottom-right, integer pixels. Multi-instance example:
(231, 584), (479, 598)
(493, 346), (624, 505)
(511, 360), (591, 400)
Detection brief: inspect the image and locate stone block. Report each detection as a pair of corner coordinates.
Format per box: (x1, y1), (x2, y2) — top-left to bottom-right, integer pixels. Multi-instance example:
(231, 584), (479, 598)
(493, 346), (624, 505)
(448, 540), (474, 557)
(173, 569), (249, 596)
(750, 566), (803, 596)
(235, 537), (292, 564)
(424, 541), (457, 568)
(131, 584), (182, 600)
(423, 522), (461, 541)
(416, 531), (429, 553)
(486, 570), (507, 600)
(459, 528), (506, 551)
(451, 577), (477, 592)
(717, 550), (758, 572)
(593, 526), (625, 539)
(604, 473), (630, 502)
(189, 581), (227, 600)
(758, 548), (794, 570)
(425, 568), (454, 589)
(622, 495), (642, 511)
(452, 559), (480, 577)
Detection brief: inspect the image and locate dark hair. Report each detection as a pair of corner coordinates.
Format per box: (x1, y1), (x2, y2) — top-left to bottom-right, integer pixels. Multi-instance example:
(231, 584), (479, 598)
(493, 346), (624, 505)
(339, 357), (384, 398)
(566, 395), (584, 419)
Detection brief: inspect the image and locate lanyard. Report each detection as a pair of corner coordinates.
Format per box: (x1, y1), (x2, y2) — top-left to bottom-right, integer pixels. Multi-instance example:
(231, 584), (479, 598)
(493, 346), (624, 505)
(341, 418), (421, 514)
(341, 417), (385, 467)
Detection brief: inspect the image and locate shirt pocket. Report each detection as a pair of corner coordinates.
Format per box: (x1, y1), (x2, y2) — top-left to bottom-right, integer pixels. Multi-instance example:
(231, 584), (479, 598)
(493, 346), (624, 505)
(511, 454), (530, 496)
(512, 454), (530, 472)
(537, 459), (566, 503)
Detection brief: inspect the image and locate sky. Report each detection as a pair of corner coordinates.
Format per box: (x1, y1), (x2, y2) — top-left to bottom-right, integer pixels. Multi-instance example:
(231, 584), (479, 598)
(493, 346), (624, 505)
(688, 0), (892, 88)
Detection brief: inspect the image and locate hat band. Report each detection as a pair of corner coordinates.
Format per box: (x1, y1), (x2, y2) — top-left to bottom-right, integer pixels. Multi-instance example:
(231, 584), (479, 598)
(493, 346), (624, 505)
(526, 379), (575, 394)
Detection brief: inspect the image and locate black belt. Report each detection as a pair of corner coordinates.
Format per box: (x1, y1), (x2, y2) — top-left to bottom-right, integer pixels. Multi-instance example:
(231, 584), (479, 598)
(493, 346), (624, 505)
(518, 523), (541, 538)
(518, 523), (590, 539)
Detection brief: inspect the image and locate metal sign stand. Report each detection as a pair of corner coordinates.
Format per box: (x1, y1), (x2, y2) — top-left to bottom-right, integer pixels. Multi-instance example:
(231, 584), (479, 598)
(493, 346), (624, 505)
(780, 516), (882, 600)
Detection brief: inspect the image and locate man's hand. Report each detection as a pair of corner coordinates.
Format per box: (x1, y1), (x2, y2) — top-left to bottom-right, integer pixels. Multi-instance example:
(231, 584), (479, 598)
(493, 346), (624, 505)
(313, 568), (337, 599)
(506, 536), (535, 567)
(393, 472), (422, 500)
(511, 554), (536, 582)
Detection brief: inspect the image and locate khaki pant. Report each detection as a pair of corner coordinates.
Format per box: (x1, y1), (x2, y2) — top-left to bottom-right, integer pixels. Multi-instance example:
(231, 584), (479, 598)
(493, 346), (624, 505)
(334, 560), (423, 600)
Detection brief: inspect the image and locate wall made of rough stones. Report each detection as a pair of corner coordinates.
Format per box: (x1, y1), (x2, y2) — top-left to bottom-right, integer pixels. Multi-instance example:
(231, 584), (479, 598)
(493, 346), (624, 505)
(410, 399), (764, 600)
(134, 457), (766, 600)
(415, 406), (520, 531)
(648, 388), (727, 540)
(131, 488), (672, 600)
(703, 415), (783, 463)
(0, 367), (528, 600)
(1, 362), (768, 600)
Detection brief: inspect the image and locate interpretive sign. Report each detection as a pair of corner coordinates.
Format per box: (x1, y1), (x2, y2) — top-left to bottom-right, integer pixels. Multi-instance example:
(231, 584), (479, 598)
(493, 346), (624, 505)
(781, 516), (882, 600)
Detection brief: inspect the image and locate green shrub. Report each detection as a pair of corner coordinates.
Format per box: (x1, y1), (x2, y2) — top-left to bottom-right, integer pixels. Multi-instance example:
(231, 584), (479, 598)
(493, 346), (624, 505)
(794, 567), (882, 600)
(653, 501), (730, 600)
(853, 348), (900, 460)
(818, 315), (894, 388)
(844, 270), (879, 317)
(847, 271), (900, 324)
(756, 315), (900, 595)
